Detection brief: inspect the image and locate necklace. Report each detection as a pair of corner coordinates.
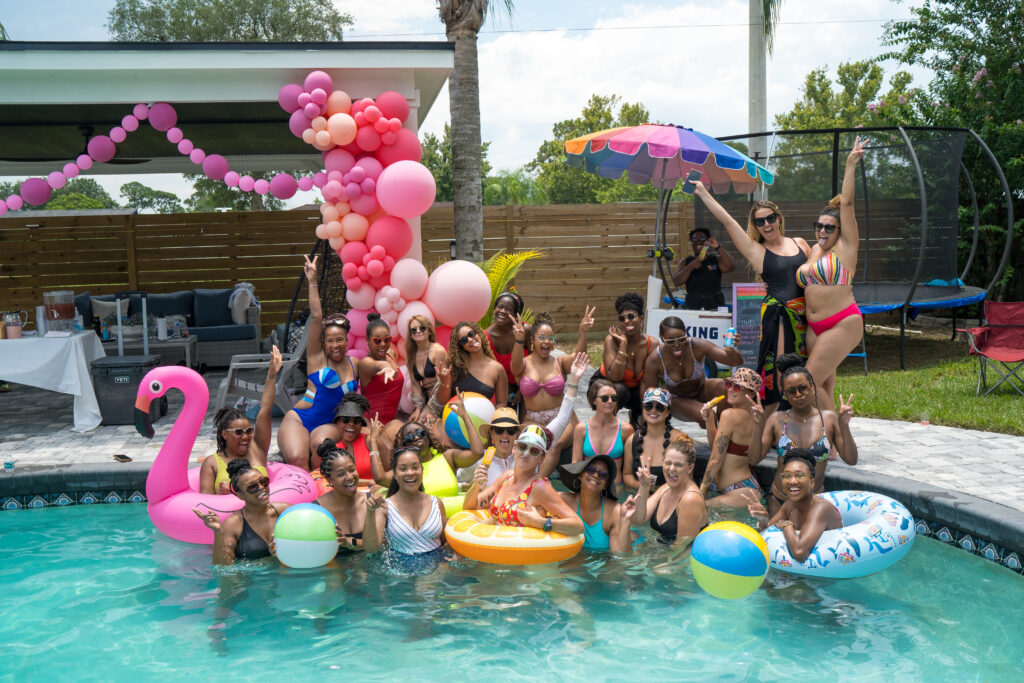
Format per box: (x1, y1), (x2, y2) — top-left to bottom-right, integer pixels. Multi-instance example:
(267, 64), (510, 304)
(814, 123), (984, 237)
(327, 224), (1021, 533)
(790, 408), (815, 423)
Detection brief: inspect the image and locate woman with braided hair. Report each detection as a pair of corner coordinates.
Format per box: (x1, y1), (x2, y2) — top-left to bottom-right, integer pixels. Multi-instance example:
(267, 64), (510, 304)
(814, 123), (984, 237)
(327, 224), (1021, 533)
(622, 387), (686, 492)
(485, 291), (530, 406)
(314, 442), (367, 555)
(437, 320), (508, 407)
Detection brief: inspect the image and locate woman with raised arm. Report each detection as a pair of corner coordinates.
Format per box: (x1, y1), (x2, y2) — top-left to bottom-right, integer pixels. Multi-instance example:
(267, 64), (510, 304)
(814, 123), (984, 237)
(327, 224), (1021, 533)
(692, 182), (811, 411)
(594, 292), (658, 426)
(358, 314), (404, 425)
(698, 367), (763, 507)
(405, 315), (448, 421)
(485, 291), (531, 407)
(629, 434), (708, 547)
(277, 255), (359, 469)
(798, 136), (869, 410)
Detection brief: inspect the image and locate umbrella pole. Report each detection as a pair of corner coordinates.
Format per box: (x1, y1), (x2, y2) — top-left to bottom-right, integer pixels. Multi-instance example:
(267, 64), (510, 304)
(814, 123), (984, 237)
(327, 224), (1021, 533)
(655, 185), (680, 309)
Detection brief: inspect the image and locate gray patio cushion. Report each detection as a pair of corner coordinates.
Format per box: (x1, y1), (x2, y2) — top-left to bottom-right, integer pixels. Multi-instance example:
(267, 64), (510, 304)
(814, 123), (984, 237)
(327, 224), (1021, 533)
(189, 323), (258, 342)
(148, 291), (194, 324)
(192, 289), (233, 327)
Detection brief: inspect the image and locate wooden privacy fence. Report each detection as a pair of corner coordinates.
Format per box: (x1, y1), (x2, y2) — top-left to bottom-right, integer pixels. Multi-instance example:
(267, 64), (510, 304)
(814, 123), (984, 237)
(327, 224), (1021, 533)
(1, 199), (919, 337)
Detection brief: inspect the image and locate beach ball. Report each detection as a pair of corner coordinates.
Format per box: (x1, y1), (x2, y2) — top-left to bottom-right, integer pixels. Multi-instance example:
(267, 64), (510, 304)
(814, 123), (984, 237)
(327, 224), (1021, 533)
(442, 392), (495, 449)
(690, 521), (769, 600)
(273, 503), (337, 568)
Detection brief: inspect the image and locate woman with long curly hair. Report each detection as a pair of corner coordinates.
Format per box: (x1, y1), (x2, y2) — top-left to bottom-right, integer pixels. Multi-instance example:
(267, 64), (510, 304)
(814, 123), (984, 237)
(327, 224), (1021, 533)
(437, 320), (508, 406)
(404, 314), (448, 421)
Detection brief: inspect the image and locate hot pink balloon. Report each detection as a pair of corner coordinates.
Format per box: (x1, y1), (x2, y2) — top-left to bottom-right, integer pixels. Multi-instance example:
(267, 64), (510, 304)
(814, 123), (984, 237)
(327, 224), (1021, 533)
(365, 215), (413, 260)
(323, 180), (343, 201)
(304, 70), (334, 94)
(369, 244), (386, 260)
(351, 98), (374, 116)
(423, 260), (492, 327)
(365, 105), (382, 123)
(167, 127), (184, 144)
(323, 148), (356, 174)
(388, 118), (403, 133)
(347, 284), (377, 310)
(346, 277), (363, 291)
(289, 110), (312, 138)
(148, 103), (177, 131)
(190, 148), (206, 164)
(76, 154), (93, 170)
(348, 193), (378, 216)
(356, 126), (381, 152)
(360, 178), (376, 194)
(298, 176), (314, 191)
(382, 255), (395, 271)
(297, 92), (312, 108)
(47, 171), (67, 190)
(381, 132), (398, 146)
(202, 154), (229, 181)
(376, 160), (436, 218)
(278, 83), (303, 112)
(345, 181), (361, 199)
(373, 117), (390, 134)
(270, 173), (298, 199)
(63, 162), (79, 179)
(87, 135), (116, 163)
(0, 201), (6, 216)
(133, 103), (150, 120)
(376, 90), (410, 122)
(339, 241), (369, 266)
(225, 171), (240, 187)
(341, 262), (358, 279)
(312, 171), (328, 188)
(178, 139), (194, 155)
(376, 128), (423, 166)
(357, 265), (369, 280)
(20, 178), (51, 206)
(369, 272), (392, 290)
(358, 157), (383, 180)
(349, 166), (366, 183)
(7, 195), (24, 211)
(239, 176), (255, 192)
(434, 325), (454, 350)
(109, 127), (127, 143)
(304, 101), (322, 119)
(121, 115), (140, 132)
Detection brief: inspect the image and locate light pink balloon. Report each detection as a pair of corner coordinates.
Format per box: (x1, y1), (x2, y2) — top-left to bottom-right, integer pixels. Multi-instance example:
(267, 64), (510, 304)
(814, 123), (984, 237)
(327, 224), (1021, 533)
(376, 160), (436, 218)
(47, 171), (67, 190)
(239, 176), (255, 192)
(389, 259), (428, 300)
(77, 154), (93, 170)
(190, 148), (206, 164)
(253, 179), (269, 194)
(396, 301), (435, 338)
(385, 287), (401, 302)
(423, 260), (492, 327)
(133, 103), (150, 120)
(298, 92), (312, 108)
(109, 127), (127, 143)
(346, 308), (372, 336)
(166, 127), (184, 144)
(178, 139), (194, 155)
(224, 171), (240, 187)
(341, 213), (369, 241)
(148, 103), (177, 131)
(63, 162), (79, 179)
(323, 148), (356, 174)
(366, 259), (385, 278)
(376, 297), (393, 314)
(310, 88), (327, 105)
(122, 115), (139, 132)
(6, 195), (24, 211)
(347, 284), (377, 310)
(392, 298), (406, 312)
(0, 201), (6, 216)
(202, 154), (229, 180)
(382, 310), (399, 325)
(322, 180), (343, 201)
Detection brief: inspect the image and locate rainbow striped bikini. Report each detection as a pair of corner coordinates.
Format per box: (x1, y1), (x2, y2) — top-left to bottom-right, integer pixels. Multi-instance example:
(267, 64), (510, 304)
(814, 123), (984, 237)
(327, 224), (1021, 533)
(797, 251), (853, 288)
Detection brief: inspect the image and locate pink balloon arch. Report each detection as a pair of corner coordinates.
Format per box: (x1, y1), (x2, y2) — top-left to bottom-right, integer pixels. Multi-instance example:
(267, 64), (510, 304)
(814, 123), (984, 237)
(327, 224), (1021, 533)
(0, 69), (493, 351)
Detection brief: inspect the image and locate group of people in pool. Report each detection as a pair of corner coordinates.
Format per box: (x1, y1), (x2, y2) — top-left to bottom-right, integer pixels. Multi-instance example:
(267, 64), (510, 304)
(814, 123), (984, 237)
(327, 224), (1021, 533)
(196, 137), (869, 568)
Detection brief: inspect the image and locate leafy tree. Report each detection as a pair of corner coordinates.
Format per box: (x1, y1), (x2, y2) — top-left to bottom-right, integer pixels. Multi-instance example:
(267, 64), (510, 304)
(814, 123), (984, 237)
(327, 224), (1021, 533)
(120, 181), (183, 213)
(483, 168), (546, 205)
(46, 193), (108, 210)
(421, 123), (491, 203)
(106, 0), (353, 41)
(184, 172), (283, 212)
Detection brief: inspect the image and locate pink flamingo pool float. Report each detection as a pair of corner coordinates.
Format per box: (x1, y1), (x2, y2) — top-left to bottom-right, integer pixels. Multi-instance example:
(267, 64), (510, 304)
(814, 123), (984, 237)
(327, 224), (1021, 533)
(134, 366), (318, 544)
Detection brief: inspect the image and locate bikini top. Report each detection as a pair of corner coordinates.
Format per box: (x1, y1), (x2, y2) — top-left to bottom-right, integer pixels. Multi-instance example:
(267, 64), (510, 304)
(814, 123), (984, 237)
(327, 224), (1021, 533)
(235, 510), (273, 561)
(726, 440), (749, 457)
(520, 373), (566, 398)
(658, 345), (704, 389)
(304, 358), (358, 402)
(489, 471), (538, 527)
(583, 419), (625, 461)
(412, 355), (437, 384)
(797, 250), (854, 288)
(385, 497), (444, 555)
(453, 372), (496, 401)
(630, 433), (666, 488)
(649, 489), (707, 545)
(777, 409), (831, 462)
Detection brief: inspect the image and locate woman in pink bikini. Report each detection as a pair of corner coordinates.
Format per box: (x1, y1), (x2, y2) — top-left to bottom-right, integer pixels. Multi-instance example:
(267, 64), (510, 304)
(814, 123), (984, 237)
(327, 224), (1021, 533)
(798, 136), (869, 410)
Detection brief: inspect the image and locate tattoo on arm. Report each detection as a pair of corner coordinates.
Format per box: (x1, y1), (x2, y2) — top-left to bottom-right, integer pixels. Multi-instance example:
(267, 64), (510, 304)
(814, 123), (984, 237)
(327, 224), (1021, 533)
(715, 434), (730, 455)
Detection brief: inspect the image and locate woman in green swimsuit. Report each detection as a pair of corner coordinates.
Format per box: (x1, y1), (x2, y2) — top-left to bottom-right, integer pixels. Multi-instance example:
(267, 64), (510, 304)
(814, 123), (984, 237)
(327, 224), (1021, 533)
(557, 454), (632, 552)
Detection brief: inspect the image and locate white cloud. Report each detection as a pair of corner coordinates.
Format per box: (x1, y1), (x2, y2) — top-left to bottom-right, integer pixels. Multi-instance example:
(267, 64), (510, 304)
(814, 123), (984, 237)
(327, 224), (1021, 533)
(342, 0), (440, 36)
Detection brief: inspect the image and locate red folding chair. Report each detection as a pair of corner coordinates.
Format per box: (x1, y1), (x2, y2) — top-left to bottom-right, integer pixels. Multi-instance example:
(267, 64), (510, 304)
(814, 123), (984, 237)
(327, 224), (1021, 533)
(958, 301), (1024, 396)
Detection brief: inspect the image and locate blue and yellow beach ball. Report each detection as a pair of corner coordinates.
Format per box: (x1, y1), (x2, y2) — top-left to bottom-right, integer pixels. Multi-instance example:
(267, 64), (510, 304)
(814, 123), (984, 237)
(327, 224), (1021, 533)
(442, 392), (495, 448)
(273, 503), (338, 568)
(690, 521), (769, 600)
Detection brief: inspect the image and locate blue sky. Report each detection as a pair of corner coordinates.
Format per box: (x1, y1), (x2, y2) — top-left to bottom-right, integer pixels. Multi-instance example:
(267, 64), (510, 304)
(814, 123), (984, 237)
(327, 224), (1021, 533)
(1, 1), (928, 204)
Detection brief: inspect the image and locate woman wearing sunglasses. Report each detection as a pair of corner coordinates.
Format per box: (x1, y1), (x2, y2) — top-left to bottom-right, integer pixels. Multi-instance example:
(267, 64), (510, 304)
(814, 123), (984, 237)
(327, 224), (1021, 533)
(622, 388), (686, 492)
(404, 315), (448, 421)
(595, 292), (657, 426)
(199, 346), (280, 494)
(745, 449), (843, 562)
(557, 454), (633, 552)
(438, 321), (508, 407)
(317, 393), (376, 484)
(627, 434), (708, 547)
(278, 255), (359, 469)
(748, 354), (857, 513)
(464, 425), (583, 536)
(571, 379), (635, 492)
(691, 183), (811, 412)
(195, 459), (291, 565)
(357, 313), (404, 424)
(485, 291), (530, 407)
(797, 137), (869, 411)
(642, 316), (741, 427)
(699, 367), (764, 507)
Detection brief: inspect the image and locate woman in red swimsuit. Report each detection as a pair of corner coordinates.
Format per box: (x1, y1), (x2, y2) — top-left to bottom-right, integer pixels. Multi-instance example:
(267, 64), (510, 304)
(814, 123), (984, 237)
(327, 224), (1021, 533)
(357, 313), (403, 425)
(485, 291), (530, 407)
(595, 292), (658, 427)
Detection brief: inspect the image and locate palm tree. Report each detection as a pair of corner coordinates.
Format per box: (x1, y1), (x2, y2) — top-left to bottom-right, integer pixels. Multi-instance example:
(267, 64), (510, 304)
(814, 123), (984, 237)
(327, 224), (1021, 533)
(438, 0), (514, 262)
(0, 22), (10, 40)
(748, 0), (783, 162)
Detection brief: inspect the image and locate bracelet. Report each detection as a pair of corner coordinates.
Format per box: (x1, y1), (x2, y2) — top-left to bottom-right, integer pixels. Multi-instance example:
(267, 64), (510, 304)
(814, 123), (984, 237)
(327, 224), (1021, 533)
(369, 450), (380, 458)
(778, 520), (794, 529)
(514, 338), (525, 344)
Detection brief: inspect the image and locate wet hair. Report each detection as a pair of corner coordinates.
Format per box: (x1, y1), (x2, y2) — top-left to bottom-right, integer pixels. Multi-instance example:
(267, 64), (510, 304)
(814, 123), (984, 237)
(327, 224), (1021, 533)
(531, 312), (555, 340)
(317, 438), (356, 479)
(746, 200), (786, 244)
(214, 407), (248, 453)
(819, 195), (842, 225)
(404, 315), (437, 375)
(614, 292), (644, 316)
(782, 448), (816, 475)
(777, 353), (817, 401)
(226, 458), (257, 495)
(386, 448), (425, 497)
(659, 316), (687, 338)
(365, 312), (390, 338)
(323, 312), (351, 334)
(688, 227), (710, 241)
(494, 291), (524, 316)
(664, 433), (696, 467)
(587, 378), (618, 410)
(447, 320), (495, 385)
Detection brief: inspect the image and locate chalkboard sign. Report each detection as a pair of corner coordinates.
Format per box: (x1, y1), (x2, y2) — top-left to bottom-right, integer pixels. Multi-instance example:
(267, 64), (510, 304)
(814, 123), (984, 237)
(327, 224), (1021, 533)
(732, 283), (766, 371)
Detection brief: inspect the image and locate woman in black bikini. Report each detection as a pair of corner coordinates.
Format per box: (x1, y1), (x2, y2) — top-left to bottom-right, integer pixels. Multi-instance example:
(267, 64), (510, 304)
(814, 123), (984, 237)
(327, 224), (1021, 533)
(405, 314), (448, 421)
(626, 434), (708, 547)
(438, 321), (508, 406)
(314, 444), (368, 556)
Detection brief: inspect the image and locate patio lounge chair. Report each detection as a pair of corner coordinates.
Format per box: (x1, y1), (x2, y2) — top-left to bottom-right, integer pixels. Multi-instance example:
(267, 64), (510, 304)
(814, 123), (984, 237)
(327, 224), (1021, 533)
(957, 301), (1024, 396)
(213, 322), (309, 415)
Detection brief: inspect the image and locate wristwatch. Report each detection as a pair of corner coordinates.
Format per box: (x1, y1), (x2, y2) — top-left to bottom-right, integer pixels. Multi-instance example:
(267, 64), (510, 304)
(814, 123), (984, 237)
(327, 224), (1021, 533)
(543, 517), (553, 532)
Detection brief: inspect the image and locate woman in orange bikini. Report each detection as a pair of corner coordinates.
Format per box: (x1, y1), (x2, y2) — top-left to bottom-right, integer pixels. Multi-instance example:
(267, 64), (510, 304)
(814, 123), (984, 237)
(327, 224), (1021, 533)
(595, 292), (657, 426)
(798, 136), (869, 410)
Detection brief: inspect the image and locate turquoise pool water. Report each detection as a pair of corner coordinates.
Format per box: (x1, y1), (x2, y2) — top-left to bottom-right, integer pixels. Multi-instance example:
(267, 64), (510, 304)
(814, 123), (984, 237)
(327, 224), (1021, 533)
(2, 504), (1022, 680)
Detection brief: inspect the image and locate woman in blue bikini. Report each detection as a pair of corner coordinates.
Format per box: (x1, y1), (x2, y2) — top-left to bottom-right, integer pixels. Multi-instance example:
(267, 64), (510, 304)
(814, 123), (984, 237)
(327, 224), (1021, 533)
(277, 255), (359, 470)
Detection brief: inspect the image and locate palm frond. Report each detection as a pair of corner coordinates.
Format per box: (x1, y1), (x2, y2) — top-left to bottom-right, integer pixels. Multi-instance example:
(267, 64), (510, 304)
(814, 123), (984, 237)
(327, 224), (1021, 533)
(477, 249), (544, 327)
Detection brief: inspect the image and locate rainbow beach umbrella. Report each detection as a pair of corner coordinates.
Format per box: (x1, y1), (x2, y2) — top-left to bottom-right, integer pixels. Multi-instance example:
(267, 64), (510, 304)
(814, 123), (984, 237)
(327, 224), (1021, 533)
(564, 123), (773, 194)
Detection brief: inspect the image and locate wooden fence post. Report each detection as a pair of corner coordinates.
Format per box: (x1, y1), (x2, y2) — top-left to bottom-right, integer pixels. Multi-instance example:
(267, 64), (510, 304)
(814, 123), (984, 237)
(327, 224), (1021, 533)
(125, 214), (138, 290)
(505, 205), (515, 253)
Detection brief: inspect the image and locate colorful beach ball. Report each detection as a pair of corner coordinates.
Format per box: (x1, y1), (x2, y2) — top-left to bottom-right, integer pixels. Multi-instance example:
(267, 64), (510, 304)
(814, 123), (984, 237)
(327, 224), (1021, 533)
(273, 503), (337, 568)
(690, 521), (769, 600)
(442, 392), (495, 448)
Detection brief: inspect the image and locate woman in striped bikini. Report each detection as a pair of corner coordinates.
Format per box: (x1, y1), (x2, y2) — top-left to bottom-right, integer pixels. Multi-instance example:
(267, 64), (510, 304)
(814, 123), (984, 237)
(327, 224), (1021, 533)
(363, 448), (447, 563)
(798, 136), (869, 411)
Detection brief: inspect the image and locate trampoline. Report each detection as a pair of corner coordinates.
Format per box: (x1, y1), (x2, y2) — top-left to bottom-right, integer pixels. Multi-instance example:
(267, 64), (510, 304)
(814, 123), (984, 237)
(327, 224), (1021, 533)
(674, 125), (1015, 369)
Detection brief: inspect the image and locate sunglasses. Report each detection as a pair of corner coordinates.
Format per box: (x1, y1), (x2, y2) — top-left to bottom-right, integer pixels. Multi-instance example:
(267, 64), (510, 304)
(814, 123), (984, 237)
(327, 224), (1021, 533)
(813, 222), (838, 234)
(725, 380), (754, 394)
(660, 336), (688, 347)
(490, 425), (518, 436)
(783, 384), (811, 397)
(535, 334), (556, 343)
(584, 465), (610, 480)
(459, 329), (478, 345)
(224, 426), (255, 437)
(402, 427), (428, 444)
(597, 394), (618, 404)
(409, 325), (428, 335)
(514, 442), (545, 457)
(618, 313), (639, 323)
(753, 212), (779, 227)
(780, 471), (811, 482)
(370, 336), (390, 345)
(337, 416), (365, 426)
(244, 476), (270, 495)
(643, 401), (668, 413)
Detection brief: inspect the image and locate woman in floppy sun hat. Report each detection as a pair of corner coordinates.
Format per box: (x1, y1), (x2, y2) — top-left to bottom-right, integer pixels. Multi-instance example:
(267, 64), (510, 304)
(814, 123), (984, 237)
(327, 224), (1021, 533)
(557, 455), (633, 552)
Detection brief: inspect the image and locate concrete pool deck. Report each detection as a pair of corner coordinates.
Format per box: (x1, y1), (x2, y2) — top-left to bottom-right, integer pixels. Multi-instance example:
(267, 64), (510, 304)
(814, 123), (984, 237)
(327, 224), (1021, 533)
(2, 369), (1023, 566)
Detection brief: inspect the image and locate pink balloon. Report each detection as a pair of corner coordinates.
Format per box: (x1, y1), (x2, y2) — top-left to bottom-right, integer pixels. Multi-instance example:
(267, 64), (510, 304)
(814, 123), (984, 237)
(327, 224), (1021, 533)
(62, 163), (79, 179)
(76, 154), (93, 170)
(365, 216), (413, 260)
(304, 70), (334, 94)
(364, 105), (382, 123)
(355, 126), (381, 151)
(345, 181), (361, 199)
(382, 255), (395, 271)
(346, 308), (372, 336)
(388, 118), (403, 133)
(47, 171), (67, 190)
(109, 127), (127, 143)
(339, 241), (369, 266)
(6, 195), (24, 211)
(392, 298), (406, 312)
(166, 127), (184, 144)
(289, 110), (312, 138)
(20, 178), (51, 206)
(327, 113), (357, 146)
(298, 176), (314, 191)
(133, 103), (150, 120)
(382, 309), (399, 325)
(178, 139), (194, 155)
(0, 201), (6, 216)
(381, 132), (397, 146)
(347, 284), (377, 310)
(239, 176), (255, 192)
(348, 193), (378, 215)
(376, 297), (392, 314)
(253, 179), (269, 194)
(297, 92), (312, 108)
(323, 180), (343, 201)
(270, 173), (298, 199)
(341, 262), (358, 279)
(349, 166), (366, 183)
(376, 160), (436, 218)
(303, 102), (321, 119)
(224, 171), (240, 187)
(423, 260), (492, 327)
(351, 98), (374, 116)
(373, 117), (390, 134)
(312, 171), (328, 188)
(396, 301), (434, 338)
(341, 213), (370, 241)
(323, 148), (356, 174)
(376, 128), (423, 166)
(362, 253), (373, 266)
(190, 148), (206, 164)
(346, 277), (363, 291)
(376, 90), (410, 122)
(358, 157), (383, 180)
(278, 83), (303, 112)
(315, 223), (329, 240)
(357, 265), (369, 280)
(353, 111), (367, 127)
(310, 88), (327, 105)
(326, 90), (352, 117)
(121, 115), (140, 132)
(369, 244), (387, 260)
(87, 135), (116, 163)
(366, 259), (385, 278)
(148, 103), (177, 131)
(360, 178), (376, 194)
(202, 154), (229, 181)
(385, 287), (401, 302)
(435, 324), (453, 350)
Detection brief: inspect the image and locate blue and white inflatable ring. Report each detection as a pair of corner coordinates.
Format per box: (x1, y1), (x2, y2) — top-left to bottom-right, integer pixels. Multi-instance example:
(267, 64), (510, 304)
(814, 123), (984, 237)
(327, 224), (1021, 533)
(762, 490), (915, 579)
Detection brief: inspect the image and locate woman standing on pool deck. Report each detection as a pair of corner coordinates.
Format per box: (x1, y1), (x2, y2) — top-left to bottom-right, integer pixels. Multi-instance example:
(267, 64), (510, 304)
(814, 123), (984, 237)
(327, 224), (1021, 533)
(798, 136), (869, 411)
(595, 293), (658, 426)
(485, 291), (530, 407)
(557, 454), (632, 552)
(363, 448), (447, 556)
(627, 435), (708, 547)
(572, 379), (635, 491)
(692, 182), (811, 412)
(405, 315), (448, 421)
(745, 449), (843, 562)
(358, 314), (404, 425)
(699, 367), (763, 507)
(277, 255), (359, 468)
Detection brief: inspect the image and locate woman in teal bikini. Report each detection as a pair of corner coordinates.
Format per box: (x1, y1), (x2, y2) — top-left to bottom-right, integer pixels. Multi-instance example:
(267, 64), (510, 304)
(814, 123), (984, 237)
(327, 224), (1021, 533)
(571, 379), (634, 490)
(557, 454), (632, 552)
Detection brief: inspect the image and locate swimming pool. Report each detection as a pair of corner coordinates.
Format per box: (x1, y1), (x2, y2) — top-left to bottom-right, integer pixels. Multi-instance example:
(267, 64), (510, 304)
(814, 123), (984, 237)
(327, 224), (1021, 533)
(3, 505), (1022, 679)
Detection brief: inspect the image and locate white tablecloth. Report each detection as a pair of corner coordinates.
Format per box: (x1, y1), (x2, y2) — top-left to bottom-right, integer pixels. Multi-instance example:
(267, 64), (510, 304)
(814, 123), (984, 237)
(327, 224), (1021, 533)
(0, 332), (106, 432)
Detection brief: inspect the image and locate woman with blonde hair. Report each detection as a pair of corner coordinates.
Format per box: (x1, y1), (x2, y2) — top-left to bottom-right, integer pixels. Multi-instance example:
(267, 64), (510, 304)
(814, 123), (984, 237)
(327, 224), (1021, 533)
(405, 314), (448, 421)
(437, 320), (508, 407)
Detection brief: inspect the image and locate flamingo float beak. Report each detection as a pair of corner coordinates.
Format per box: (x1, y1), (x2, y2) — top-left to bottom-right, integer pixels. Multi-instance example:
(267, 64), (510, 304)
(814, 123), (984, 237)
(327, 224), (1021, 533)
(135, 394), (154, 439)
